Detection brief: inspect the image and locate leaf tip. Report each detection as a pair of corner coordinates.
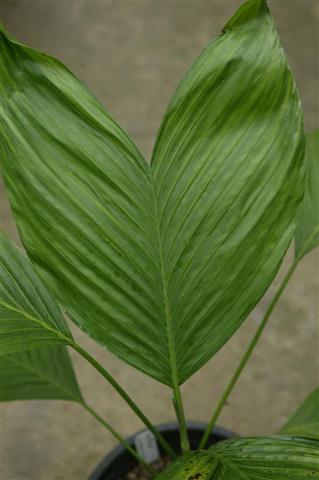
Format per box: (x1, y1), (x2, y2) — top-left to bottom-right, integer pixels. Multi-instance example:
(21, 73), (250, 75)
(223, 0), (270, 33)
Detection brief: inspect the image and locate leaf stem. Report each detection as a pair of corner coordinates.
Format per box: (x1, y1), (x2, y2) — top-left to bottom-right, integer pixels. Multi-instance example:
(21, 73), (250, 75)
(82, 402), (156, 475)
(71, 341), (176, 459)
(172, 382), (190, 453)
(199, 259), (299, 450)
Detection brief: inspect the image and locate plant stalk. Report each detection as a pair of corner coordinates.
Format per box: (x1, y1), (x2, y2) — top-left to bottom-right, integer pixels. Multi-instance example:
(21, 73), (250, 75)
(82, 402), (156, 475)
(172, 382), (190, 453)
(199, 259), (299, 450)
(71, 342), (176, 459)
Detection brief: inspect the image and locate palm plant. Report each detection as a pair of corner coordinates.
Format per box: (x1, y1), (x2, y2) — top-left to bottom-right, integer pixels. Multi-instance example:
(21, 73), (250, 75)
(0, 0), (318, 478)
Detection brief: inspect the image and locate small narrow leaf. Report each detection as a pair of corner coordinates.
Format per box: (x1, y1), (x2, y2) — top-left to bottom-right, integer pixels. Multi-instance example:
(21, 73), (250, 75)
(0, 231), (72, 354)
(295, 130), (319, 259)
(0, 346), (82, 402)
(281, 388), (319, 440)
(0, 0), (305, 386)
(156, 436), (319, 479)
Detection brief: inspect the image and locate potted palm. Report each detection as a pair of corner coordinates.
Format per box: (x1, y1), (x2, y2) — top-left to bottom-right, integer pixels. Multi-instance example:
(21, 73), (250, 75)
(0, 0), (318, 478)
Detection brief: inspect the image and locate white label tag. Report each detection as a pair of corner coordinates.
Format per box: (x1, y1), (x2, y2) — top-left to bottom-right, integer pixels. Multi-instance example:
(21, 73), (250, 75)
(134, 430), (160, 464)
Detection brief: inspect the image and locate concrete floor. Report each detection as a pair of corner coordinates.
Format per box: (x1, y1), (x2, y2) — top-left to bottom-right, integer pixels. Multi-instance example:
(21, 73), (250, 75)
(0, 1), (318, 479)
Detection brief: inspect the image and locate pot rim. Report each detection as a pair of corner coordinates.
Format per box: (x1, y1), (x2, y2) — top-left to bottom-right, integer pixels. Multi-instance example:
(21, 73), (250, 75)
(90, 421), (237, 480)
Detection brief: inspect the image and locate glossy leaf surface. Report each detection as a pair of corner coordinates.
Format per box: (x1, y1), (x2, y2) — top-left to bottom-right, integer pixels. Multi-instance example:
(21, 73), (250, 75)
(295, 130), (319, 259)
(0, 231), (72, 354)
(0, 346), (82, 402)
(156, 437), (319, 479)
(281, 388), (319, 440)
(0, 0), (305, 385)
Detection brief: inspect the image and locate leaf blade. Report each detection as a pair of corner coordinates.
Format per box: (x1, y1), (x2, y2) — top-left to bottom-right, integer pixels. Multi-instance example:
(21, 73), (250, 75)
(0, 231), (72, 354)
(0, 346), (82, 402)
(281, 388), (319, 440)
(151, 0), (305, 381)
(155, 436), (319, 479)
(295, 130), (319, 259)
(0, 29), (169, 382)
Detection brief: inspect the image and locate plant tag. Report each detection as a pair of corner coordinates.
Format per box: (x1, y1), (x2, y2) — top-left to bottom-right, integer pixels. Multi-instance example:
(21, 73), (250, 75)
(134, 430), (160, 464)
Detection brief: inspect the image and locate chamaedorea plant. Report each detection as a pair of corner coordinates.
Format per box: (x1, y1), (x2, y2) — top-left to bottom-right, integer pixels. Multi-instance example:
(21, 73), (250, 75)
(0, 0), (318, 477)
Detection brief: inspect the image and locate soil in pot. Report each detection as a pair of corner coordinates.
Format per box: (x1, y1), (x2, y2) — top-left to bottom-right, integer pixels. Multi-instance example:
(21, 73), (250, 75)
(124, 457), (171, 480)
(90, 422), (236, 480)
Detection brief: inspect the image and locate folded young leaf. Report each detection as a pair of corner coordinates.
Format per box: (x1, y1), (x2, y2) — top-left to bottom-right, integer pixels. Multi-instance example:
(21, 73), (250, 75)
(295, 130), (319, 259)
(0, 231), (72, 354)
(0, 0), (305, 386)
(281, 387), (319, 440)
(155, 437), (319, 479)
(0, 346), (82, 402)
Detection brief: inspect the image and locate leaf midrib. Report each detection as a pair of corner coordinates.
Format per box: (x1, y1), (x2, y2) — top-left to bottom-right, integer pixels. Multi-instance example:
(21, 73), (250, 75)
(210, 451), (252, 480)
(0, 301), (70, 344)
(3, 351), (80, 401)
(150, 174), (179, 387)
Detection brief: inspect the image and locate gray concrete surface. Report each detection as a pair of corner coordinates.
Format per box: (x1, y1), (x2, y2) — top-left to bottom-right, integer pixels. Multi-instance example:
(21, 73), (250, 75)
(0, 1), (318, 479)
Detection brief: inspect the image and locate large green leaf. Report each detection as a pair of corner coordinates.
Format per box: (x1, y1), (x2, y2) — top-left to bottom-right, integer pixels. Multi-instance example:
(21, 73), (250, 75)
(0, 346), (82, 402)
(0, 0), (305, 386)
(156, 437), (319, 479)
(295, 130), (319, 259)
(281, 388), (319, 440)
(0, 231), (72, 354)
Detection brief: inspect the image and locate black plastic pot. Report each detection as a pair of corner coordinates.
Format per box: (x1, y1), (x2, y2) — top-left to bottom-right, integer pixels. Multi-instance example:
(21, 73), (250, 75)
(90, 422), (236, 480)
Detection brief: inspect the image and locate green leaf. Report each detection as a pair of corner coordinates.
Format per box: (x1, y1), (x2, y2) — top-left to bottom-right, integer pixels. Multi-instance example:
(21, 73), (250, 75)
(0, 0), (305, 386)
(156, 437), (319, 479)
(295, 130), (319, 259)
(281, 388), (319, 440)
(0, 232), (82, 402)
(0, 231), (72, 354)
(0, 346), (82, 402)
